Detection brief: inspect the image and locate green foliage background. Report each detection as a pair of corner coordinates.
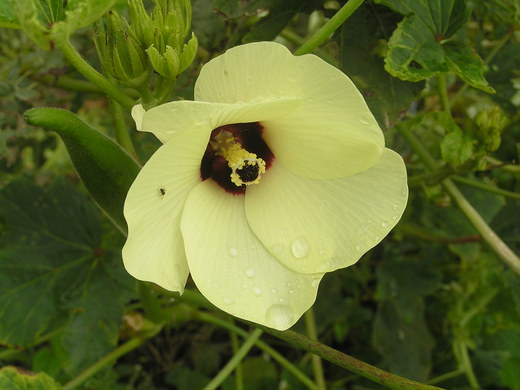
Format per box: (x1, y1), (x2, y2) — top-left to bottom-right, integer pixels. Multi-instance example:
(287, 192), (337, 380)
(0, 0), (519, 389)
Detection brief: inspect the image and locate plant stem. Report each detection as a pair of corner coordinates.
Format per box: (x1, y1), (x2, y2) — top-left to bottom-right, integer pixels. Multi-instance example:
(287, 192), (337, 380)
(295, 0), (366, 55)
(62, 336), (148, 390)
(229, 320), (244, 390)
(260, 327), (445, 390)
(181, 290), (442, 389)
(109, 99), (138, 159)
(196, 311), (319, 390)
(426, 370), (464, 386)
(484, 156), (520, 173)
(453, 339), (480, 389)
(437, 74), (451, 115)
(202, 329), (263, 390)
(451, 176), (520, 200)
(56, 39), (136, 110)
(398, 126), (520, 275)
(305, 309), (327, 390)
(398, 223), (480, 244)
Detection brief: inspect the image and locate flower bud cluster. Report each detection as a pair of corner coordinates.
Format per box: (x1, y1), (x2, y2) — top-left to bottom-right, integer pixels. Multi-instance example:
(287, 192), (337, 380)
(95, 0), (198, 86)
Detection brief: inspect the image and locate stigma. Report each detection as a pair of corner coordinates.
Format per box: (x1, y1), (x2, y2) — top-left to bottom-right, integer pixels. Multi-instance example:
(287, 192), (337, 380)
(211, 131), (266, 186)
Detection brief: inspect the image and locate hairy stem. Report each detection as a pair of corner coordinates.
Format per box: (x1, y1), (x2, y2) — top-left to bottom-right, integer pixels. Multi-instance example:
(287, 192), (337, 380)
(295, 0), (366, 55)
(202, 329), (263, 390)
(56, 39), (136, 110)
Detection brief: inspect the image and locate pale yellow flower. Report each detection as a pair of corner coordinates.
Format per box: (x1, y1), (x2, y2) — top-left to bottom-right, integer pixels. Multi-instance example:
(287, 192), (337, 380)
(123, 42), (408, 330)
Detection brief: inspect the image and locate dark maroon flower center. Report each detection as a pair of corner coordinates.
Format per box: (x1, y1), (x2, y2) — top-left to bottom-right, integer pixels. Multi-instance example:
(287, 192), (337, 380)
(200, 122), (274, 194)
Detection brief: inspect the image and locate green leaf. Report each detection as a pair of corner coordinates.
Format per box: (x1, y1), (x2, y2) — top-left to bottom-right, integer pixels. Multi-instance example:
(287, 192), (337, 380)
(0, 366), (61, 390)
(443, 41), (495, 94)
(0, 1), (18, 25)
(339, 3), (424, 126)
(0, 178), (136, 374)
(440, 127), (475, 167)
(372, 300), (434, 381)
(24, 108), (141, 233)
(376, 0), (494, 92)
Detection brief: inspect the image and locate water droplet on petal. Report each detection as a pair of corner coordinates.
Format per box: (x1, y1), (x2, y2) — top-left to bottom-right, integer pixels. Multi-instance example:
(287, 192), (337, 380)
(279, 297), (286, 303)
(212, 282), (221, 289)
(245, 268), (255, 279)
(253, 287), (262, 296)
(271, 288), (277, 294)
(223, 297), (234, 305)
(265, 305), (294, 329)
(291, 238), (310, 259)
(355, 245), (362, 252)
(289, 289), (295, 295)
(241, 283), (248, 289)
(392, 204), (400, 211)
(360, 117), (370, 125)
(229, 247), (239, 257)
(381, 220), (390, 228)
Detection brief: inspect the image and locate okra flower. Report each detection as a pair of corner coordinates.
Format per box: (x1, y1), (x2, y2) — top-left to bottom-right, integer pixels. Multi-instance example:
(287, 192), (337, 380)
(123, 42), (408, 330)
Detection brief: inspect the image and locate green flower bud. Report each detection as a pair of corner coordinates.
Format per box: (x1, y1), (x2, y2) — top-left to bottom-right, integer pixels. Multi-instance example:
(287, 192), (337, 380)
(146, 44), (180, 79)
(474, 106), (509, 153)
(128, 0), (198, 80)
(95, 10), (149, 87)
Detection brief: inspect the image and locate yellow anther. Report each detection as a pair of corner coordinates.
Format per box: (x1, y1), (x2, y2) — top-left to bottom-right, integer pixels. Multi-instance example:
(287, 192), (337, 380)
(211, 131), (266, 186)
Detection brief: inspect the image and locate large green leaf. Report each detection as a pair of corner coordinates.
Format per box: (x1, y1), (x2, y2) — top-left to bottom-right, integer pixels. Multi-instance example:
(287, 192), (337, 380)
(0, 178), (135, 373)
(376, 0), (494, 93)
(339, 3), (424, 126)
(0, 366), (61, 390)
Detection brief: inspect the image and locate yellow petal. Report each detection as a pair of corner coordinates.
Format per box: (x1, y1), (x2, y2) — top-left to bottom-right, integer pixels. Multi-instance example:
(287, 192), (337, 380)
(122, 129), (209, 292)
(245, 149), (408, 274)
(195, 41), (384, 178)
(136, 98), (300, 144)
(180, 179), (323, 330)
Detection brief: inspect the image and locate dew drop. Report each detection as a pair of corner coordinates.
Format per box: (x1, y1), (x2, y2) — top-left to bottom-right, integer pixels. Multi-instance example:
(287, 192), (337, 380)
(265, 305), (294, 330)
(253, 287), (262, 296)
(271, 288), (277, 294)
(381, 220), (390, 228)
(291, 238), (310, 259)
(229, 247), (239, 257)
(223, 297), (234, 305)
(360, 117), (370, 125)
(355, 245), (362, 252)
(392, 204), (400, 211)
(289, 289), (295, 295)
(279, 297), (286, 303)
(241, 283), (248, 289)
(212, 281), (221, 289)
(245, 268), (255, 279)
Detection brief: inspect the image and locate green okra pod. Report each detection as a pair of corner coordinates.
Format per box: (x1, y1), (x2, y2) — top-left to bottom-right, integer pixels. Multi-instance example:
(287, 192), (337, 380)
(24, 107), (141, 234)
